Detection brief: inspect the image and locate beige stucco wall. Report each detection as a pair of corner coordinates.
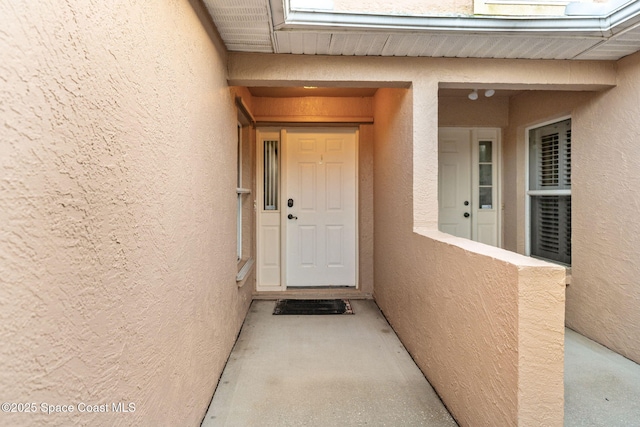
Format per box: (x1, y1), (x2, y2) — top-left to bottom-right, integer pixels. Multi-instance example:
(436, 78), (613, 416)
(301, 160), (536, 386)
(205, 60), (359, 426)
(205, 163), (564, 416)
(567, 51), (640, 364)
(228, 54), (597, 424)
(250, 96), (375, 294)
(1, 1), (251, 425)
(359, 124), (376, 294)
(251, 95), (373, 120)
(373, 88), (565, 426)
(439, 94), (509, 128)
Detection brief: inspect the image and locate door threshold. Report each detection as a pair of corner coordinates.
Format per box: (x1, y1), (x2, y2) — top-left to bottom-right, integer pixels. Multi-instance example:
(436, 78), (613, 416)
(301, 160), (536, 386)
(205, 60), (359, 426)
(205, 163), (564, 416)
(253, 287), (371, 300)
(288, 286), (356, 290)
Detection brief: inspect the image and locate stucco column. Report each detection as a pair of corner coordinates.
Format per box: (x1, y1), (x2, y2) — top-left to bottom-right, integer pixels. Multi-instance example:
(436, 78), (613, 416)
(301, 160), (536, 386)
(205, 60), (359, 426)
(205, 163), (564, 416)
(412, 80), (440, 229)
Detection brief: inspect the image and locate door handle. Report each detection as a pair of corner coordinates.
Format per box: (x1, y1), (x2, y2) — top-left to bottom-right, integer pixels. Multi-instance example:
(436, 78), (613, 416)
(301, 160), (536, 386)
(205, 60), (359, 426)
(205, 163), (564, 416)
(288, 214), (298, 220)
(463, 212), (470, 218)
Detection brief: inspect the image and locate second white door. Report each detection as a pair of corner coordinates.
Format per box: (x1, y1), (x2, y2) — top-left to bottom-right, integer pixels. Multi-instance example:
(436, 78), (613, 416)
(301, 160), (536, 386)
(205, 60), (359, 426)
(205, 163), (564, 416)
(438, 127), (500, 247)
(284, 128), (357, 287)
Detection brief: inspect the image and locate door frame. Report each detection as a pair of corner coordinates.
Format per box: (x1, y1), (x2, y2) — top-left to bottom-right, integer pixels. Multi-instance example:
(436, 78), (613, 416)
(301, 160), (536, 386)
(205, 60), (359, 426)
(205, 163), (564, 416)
(438, 127), (502, 247)
(256, 126), (359, 291)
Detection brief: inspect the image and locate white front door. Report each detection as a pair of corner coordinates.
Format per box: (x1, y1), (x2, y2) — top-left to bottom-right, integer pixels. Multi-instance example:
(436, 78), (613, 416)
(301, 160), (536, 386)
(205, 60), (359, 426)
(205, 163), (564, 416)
(438, 128), (500, 247)
(284, 129), (357, 287)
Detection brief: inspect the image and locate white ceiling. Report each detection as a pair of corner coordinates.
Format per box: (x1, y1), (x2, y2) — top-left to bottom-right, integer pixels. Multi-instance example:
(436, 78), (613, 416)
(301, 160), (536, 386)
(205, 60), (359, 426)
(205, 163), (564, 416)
(203, 0), (640, 61)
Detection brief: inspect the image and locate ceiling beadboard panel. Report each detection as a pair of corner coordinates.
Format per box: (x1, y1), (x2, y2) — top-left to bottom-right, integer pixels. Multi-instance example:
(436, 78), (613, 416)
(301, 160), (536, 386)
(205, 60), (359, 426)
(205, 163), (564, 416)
(202, 0), (640, 60)
(203, 0), (274, 52)
(275, 31), (602, 60)
(576, 26), (640, 60)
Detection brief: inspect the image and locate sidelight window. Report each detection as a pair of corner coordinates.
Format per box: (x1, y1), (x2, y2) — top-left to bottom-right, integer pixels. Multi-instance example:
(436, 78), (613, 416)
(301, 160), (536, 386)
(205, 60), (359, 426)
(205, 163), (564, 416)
(263, 140), (279, 210)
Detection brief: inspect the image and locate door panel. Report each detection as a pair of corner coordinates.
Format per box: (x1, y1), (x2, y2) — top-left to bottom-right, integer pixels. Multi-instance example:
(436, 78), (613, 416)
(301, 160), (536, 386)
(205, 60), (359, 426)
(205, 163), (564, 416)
(299, 226), (317, 266)
(299, 163), (317, 210)
(326, 226), (344, 266)
(285, 129), (357, 287)
(438, 129), (472, 239)
(326, 163), (344, 210)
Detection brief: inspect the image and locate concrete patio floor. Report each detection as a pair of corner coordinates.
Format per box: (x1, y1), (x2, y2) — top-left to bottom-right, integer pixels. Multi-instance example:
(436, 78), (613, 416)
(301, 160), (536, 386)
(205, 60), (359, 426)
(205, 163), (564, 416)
(202, 299), (640, 426)
(564, 328), (640, 426)
(202, 299), (457, 426)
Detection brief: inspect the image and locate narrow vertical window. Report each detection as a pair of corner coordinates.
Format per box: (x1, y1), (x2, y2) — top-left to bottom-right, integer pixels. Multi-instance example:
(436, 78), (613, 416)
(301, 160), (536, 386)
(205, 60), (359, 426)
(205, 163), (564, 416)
(478, 141), (493, 209)
(263, 140), (278, 210)
(529, 119), (571, 265)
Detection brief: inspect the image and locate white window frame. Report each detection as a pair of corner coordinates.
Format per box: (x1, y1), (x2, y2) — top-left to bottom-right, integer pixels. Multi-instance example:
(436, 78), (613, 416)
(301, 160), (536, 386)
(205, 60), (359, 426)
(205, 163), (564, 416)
(236, 121), (254, 282)
(524, 115), (571, 264)
(237, 122), (244, 262)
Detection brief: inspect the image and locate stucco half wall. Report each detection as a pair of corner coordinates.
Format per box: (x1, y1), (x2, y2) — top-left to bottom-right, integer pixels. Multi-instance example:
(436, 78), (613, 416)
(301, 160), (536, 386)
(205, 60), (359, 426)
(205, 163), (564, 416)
(378, 229), (567, 426)
(372, 87), (565, 426)
(1, 1), (251, 425)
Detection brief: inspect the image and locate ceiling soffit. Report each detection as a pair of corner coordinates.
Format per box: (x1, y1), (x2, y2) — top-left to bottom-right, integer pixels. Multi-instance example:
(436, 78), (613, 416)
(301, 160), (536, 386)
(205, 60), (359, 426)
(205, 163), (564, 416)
(203, 0), (640, 60)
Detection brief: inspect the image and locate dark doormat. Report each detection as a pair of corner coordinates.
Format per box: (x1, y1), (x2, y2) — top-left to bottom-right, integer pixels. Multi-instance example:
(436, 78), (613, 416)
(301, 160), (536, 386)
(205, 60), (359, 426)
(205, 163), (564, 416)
(273, 299), (354, 315)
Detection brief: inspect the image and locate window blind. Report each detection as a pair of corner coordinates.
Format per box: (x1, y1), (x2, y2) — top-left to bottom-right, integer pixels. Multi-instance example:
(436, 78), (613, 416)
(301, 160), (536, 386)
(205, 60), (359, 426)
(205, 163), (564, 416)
(529, 119), (571, 265)
(531, 195), (571, 264)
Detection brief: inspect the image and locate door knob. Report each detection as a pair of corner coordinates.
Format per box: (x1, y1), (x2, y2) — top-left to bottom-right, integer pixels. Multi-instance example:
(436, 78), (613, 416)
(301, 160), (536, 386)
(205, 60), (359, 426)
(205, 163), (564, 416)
(463, 212), (470, 218)
(288, 214), (298, 220)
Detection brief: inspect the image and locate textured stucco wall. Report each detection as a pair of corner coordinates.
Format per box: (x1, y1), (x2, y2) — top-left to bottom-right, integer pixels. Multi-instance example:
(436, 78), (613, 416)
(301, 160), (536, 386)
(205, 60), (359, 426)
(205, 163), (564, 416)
(358, 124), (375, 294)
(373, 88), (565, 427)
(0, 1), (252, 425)
(251, 96), (374, 293)
(567, 51), (640, 364)
(251, 95), (373, 119)
(438, 94), (509, 128)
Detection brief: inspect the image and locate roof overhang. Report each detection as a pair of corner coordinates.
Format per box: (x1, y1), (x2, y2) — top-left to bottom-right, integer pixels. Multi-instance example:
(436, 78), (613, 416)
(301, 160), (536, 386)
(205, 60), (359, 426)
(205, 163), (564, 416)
(204, 0), (640, 60)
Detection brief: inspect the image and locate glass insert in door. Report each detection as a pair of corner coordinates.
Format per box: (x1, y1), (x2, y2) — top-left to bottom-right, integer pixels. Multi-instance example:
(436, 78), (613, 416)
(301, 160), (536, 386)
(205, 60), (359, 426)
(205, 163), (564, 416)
(478, 141), (493, 209)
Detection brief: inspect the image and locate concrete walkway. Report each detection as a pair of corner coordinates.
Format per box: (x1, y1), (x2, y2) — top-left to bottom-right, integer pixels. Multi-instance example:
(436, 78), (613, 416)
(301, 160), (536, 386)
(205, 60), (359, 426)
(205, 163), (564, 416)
(202, 300), (457, 426)
(202, 300), (640, 426)
(565, 328), (640, 426)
